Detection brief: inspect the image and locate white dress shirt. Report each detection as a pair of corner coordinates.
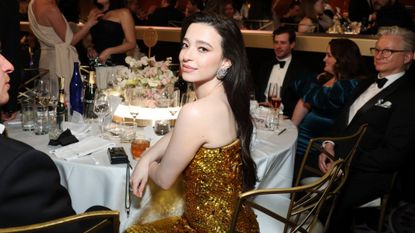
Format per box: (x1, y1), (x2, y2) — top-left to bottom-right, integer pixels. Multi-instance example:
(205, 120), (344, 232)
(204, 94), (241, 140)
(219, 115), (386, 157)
(0, 123), (5, 134)
(348, 72), (404, 124)
(265, 55), (292, 97)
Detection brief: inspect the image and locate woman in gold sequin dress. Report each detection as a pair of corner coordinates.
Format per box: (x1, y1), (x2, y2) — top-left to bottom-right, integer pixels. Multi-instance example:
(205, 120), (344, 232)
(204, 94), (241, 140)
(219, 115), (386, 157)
(127, 12), (259, 233)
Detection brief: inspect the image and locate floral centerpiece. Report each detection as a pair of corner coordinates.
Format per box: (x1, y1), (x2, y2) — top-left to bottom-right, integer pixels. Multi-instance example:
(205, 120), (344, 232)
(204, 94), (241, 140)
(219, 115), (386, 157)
(112, 56), (178, 107)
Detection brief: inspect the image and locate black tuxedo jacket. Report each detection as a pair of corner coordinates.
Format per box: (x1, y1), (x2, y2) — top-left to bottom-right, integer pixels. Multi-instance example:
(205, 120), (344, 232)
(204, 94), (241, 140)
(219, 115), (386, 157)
(333, 74), (415, 176)
(348, 0), (372, 23)
(0, 135), (80, 232)
(255, 56), (310, 118)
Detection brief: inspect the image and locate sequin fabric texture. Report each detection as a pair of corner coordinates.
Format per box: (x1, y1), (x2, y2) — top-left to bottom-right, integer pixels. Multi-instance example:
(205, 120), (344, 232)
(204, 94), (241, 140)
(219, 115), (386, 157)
(126, 139), (259, 233)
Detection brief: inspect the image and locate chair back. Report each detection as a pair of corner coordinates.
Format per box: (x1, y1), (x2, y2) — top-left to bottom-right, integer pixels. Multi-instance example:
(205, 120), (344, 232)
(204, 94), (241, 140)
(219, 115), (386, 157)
(229, 159), (345, 233)
(17, 68), (49, 101)
(293, 124), (368, 232)
(294, 124), (368, 192)
(0, 210), (120, 233)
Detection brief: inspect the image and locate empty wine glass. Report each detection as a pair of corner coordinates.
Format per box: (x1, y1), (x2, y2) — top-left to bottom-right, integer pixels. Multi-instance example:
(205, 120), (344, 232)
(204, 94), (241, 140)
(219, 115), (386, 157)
(125, 87), (143, 123)
(168, 89), (181, 117)
(93, 91), (111, 134)
(34, 79), (51, 107)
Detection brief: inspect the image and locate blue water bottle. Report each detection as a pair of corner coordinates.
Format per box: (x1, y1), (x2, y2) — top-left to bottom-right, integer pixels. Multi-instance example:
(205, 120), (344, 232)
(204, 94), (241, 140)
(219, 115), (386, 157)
(70, 62), (83, 115)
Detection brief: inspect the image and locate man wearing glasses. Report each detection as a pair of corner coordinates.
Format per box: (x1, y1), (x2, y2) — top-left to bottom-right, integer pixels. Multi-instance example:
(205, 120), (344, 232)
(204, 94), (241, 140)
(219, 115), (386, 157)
(319, 26), (415, 232)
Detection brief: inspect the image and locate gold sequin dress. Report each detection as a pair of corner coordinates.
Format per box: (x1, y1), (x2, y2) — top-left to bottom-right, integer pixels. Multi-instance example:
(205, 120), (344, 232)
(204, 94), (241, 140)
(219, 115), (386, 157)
(126, 139), (259, 233)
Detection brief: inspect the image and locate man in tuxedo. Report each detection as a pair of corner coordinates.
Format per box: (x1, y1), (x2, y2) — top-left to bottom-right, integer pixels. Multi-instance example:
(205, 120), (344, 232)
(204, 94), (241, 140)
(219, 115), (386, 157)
(254, 26), (310, 118)
(0, 54), (80, 231)
(0, 0), (21, 121)
(319, 26), (415, 233)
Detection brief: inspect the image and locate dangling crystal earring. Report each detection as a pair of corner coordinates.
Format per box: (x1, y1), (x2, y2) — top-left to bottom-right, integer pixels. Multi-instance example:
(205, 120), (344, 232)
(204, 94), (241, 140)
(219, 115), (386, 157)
(216, 68), (228, 80)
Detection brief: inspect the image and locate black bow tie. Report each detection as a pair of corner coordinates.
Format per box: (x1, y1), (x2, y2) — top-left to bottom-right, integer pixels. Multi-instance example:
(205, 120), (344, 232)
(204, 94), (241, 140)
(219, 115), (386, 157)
(376, 78), (388, 88)
(275, 60), (286, 69)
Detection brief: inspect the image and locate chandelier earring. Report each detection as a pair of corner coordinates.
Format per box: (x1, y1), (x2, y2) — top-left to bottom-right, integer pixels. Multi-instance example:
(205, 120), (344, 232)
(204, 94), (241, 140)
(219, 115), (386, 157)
(216, 68), (228, 80)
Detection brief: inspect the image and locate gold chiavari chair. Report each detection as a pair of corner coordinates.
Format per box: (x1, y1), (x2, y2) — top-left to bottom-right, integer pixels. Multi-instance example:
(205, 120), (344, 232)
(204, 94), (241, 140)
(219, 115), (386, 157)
(17, 68), (49, 101)
(229, 159), (345, 233)
(0, 210), (120, 233)
(293, 124), (368, 232)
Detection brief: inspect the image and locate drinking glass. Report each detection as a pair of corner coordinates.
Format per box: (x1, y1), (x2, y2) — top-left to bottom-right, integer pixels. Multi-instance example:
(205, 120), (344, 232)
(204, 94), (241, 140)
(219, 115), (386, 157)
(266, 83), (281, 130)
(125, 87), (143, 123)
(93, 91), (111, 134)
(34, 79), (51, 107)
(168, 89), (181, 117)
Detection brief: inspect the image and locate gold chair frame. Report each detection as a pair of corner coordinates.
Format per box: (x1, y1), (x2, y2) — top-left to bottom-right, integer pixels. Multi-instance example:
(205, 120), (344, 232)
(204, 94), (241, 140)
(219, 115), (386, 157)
(229, 160), (345, 233)
(17, 68), (49, 100)
(0, 210), (120, 233)
(294, 124), (368, 232)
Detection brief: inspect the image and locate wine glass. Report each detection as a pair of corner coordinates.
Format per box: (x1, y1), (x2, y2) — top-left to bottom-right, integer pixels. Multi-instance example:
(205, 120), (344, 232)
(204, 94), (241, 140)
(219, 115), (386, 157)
(168, 89), (181, 117)
(266, 83), (281, 130)
(125, 87), (143, 123)
(33, 79), (51, 107)
(93, 91), (111, 134)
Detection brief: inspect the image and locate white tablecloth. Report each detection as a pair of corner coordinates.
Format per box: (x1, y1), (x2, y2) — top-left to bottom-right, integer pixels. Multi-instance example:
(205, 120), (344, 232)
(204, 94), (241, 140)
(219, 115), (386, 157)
(6, 118), (297, 232)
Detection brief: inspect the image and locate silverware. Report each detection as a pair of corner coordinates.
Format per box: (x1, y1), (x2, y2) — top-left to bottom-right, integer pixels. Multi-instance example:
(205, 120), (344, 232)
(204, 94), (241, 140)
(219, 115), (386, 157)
(278, 128), (287, 135)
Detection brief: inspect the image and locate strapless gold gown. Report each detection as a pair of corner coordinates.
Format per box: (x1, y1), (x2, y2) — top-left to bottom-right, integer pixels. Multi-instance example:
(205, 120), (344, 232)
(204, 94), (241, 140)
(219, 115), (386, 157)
(126, 140), (259, 233)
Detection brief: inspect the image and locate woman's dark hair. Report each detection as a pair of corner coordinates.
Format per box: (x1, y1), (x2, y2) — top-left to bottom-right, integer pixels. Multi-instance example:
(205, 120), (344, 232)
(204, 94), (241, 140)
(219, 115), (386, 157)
(180, 12), (257, 191)
(190, 0), (205, 11)
(299, 0), (319, 23)
(93, 0), (126, 11)
(329, 38), (366, 80)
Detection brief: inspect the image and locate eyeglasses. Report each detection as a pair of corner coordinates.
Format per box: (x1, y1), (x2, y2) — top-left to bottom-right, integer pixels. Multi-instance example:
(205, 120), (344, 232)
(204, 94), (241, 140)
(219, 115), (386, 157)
(370, 48), (411, 58)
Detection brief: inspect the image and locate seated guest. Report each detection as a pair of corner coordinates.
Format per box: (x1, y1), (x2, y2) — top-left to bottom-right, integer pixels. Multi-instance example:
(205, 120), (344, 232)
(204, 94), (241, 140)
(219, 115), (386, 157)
(185, 0), (204, 17)
(318, 26), (415, 233)
(0, 54), (112, 232)
(366, 0), (415, 34)
(291, 38), (367, 172)
(348, 0), (374, 25)
(255, 26), (311, 118)
(127, 12), (258, 232)
(85, 0), (136, 66)
(298, 0), (333, 33)
(0, 54), (78, 230)
(147, 0), (185, 27)
(280, 0), (302, 25)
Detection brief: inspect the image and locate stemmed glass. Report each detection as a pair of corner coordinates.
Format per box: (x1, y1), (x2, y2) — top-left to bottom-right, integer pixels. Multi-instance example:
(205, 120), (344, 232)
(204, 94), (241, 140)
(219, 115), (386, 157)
(93, 91), (111, 134)
(266, 83), (281, 131)
(125, 87), (143, 123)
(168, 89), (181, 117)
(33, 79), (51, 107)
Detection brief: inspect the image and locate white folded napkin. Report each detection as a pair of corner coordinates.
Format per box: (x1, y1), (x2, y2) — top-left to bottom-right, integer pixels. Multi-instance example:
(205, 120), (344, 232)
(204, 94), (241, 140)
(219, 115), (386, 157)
(52, 136), (115, 160)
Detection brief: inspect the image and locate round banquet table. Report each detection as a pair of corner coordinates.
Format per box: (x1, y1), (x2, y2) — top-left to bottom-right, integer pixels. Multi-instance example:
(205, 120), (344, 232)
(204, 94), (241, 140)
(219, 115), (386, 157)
(6, 117), (297, 232)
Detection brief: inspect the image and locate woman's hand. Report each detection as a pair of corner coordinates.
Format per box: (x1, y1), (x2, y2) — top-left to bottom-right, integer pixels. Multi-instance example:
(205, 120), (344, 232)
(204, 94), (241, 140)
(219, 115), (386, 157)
(98, 49), (111, 64)
(84, 9), (103, 28)
(131, 157), (150, 198)
(87, 47), (98, 59)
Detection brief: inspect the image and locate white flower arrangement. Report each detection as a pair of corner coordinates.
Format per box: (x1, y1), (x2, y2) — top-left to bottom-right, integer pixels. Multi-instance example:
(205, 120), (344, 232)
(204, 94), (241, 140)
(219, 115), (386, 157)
(114, 56), (178, 89)
(110, 56), (178, 107)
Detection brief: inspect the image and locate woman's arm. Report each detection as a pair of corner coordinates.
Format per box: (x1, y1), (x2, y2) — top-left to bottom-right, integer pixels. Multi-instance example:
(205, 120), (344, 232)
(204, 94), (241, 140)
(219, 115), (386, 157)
(71, 9), (103, 46)
(291, 99), (311, 126)
(131, 102), (206, 197)
(46, 6), (69, 42)
(98, 8), (137, 63)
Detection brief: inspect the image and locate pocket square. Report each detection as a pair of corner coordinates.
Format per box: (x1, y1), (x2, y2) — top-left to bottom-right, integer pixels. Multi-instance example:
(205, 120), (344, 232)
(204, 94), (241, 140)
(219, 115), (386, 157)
(375, 99), (392, 108)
